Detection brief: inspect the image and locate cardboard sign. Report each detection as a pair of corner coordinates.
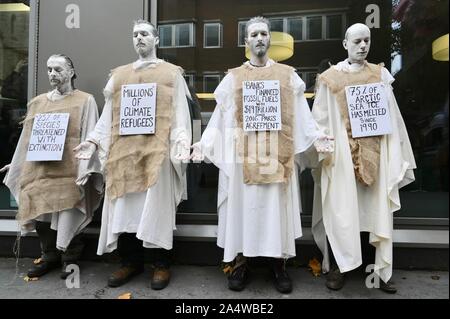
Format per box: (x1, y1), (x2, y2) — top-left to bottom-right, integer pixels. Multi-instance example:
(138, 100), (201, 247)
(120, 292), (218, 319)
(242, 80), (282, 132)
(120, 83), (157, 136)
(26, 113), (70, 162)
(345, 82), (392, 138)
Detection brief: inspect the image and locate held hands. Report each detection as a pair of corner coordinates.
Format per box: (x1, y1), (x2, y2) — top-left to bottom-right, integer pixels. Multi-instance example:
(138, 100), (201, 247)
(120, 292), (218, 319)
(314, 135), (335, 153)
(190, 142), (204, 162)
(73, 141), (97, 160)
(0, 164), (11, 173)
(174, 140), (191, 161)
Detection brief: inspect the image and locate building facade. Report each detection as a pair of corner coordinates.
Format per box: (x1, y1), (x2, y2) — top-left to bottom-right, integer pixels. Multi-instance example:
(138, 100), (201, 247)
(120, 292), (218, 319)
(0, 0), (448, 253)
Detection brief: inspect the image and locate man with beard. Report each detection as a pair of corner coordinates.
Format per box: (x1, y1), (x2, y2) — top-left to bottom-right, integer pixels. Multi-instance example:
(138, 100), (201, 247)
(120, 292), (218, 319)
(74, 20), (192, 290)
(2, 54), (102, 279)
(192, 16), (331, 293)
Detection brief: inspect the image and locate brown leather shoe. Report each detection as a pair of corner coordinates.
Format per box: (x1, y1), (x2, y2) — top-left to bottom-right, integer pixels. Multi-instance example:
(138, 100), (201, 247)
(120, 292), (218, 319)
(326, 266), (345, 291)
(107, 265), (144, 288)
(151, 267), (171, 290)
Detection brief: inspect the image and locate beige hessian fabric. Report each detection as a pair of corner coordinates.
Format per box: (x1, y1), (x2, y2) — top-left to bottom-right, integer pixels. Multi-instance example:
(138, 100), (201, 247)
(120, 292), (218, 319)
(231, 63), (295, 185)
(106, 61), (181, 200)
(318, 62), (383, 186)
(17, 90), (90, 222)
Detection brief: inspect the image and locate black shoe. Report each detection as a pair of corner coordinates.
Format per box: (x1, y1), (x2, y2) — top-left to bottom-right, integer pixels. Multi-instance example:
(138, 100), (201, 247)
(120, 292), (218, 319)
(379, 280), (397, 294)
(60, 262), (79, 280)
(228, 264), (249, 292)
(326, 266), (345, 291)
(27, 259), (60, 278)
(271, 263), (293, 294)
(107, 264), (144, 288)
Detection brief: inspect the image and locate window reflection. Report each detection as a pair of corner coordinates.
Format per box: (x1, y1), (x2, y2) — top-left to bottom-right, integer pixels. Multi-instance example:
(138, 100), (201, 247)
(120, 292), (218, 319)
(0, 1), (29, 209)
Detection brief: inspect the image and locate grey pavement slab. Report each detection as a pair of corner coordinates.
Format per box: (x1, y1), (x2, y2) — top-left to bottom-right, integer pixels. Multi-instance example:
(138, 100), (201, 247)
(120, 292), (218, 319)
(0, 258), (448, 299)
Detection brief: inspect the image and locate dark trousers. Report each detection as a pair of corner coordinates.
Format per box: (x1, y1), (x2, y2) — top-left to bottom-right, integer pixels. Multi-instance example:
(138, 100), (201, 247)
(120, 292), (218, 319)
(35, 221), (84, 263)
(117, 233), (172, 268)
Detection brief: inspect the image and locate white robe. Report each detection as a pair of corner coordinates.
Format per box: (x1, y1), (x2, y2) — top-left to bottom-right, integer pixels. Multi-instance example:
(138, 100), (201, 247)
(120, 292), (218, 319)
(311, 60), (416, 282)
(199, 60), (321, 262)
(90, 59), (192, 254)
(4, 89), (103, 251)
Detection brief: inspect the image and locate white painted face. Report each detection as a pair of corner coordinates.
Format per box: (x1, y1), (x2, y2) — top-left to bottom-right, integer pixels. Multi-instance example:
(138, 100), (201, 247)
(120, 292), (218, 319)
(133, 23), (159, 58)
(47, 56), (73, 90)
(245, 22), (271, 58)
(343, 24), (371, 64)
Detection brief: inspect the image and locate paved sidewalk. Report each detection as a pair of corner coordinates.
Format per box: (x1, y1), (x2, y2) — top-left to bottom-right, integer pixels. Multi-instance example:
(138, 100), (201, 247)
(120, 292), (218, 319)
(0, 258), (448, 299)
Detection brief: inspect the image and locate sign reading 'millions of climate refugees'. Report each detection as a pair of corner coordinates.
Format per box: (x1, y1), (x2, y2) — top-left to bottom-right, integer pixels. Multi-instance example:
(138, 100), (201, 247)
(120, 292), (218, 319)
(120, 83), (157, 136)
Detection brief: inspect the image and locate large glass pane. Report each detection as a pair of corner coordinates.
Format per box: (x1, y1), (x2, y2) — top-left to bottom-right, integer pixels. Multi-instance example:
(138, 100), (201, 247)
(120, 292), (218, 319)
(159, 25), (173, 47)
(238, 21), (246, 46)
(156, 0), (449, 220)
(326, 14), (342, 39)
(176, 23), (192, 47)
(0, 1), (29, 209)
(288, 17), (303, 41)
(205, 24), (220, 47)
(203, 75), (220, 93)
(269, 18), (284, 32)
(307, 16), (322, 40)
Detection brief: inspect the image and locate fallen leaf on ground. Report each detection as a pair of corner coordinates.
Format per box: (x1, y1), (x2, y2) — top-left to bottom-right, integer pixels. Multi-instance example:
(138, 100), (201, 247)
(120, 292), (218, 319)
(222, 265), (233, 275)
(431, 276), (440, 280)
(23, 276), (39, 282)
(118, 292), (132, 299)
(33, 258), (42, 265)
(308, 258), (322, 277)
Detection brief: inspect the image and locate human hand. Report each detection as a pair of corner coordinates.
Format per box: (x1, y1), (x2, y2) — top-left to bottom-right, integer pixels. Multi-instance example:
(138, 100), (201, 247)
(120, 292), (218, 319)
(314, 136), (335, 153)
(73, 141), (97, 160)
(75, 174), (90, 186)
(174, 140), (191, 161)
(0, 164), (11, 173)
(190, 142), (204, 162)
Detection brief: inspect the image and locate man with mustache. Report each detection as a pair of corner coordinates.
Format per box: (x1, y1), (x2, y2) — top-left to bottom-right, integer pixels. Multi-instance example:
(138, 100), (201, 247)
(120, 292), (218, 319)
(311, 23), (416, 293)
(1, 54), (103, 279)
(192, 16), (331, 293)
(74, 20), (191, 290)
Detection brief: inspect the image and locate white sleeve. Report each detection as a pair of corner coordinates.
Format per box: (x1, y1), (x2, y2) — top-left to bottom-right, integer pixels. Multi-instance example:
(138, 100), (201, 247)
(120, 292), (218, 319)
(291, 72), (321, 155)
(170, 73), (192, 150)
(78, 95), (103, 181)
(86, 77), (114, 166)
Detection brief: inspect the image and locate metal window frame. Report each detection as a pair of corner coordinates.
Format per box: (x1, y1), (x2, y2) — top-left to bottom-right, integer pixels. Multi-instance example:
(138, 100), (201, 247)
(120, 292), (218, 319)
(203, 22), (223, 49)
(237, 20), (247, 47)
(325, 13), (345, 40)
(158, 22), (195, 48)
(202, 73), (221, 93)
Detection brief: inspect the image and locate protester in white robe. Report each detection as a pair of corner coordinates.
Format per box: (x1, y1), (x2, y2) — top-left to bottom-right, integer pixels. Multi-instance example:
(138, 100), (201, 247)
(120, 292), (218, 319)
(2, 54), (103, 279)
(74, 20), (191, 290)
(192, 17), (329, 294)
(311, 23), (416, 293)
